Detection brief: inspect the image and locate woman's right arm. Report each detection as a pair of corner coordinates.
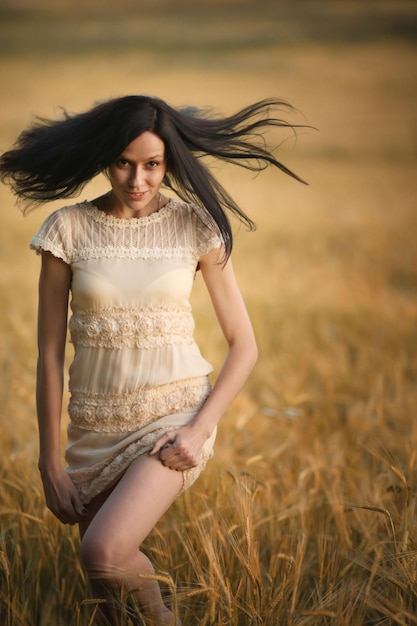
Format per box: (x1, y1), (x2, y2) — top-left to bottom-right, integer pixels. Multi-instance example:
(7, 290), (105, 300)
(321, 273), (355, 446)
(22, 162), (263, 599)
(36, 251), (85, 524)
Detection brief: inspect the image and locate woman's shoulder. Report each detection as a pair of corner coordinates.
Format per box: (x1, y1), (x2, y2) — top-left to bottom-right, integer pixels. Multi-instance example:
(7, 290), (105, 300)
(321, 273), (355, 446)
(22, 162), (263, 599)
(169, 199), (224, 254)
(169, 198), (218, 229)
(30, 202), (89, 262)
(36, 200), (92, 227)
(30, 201), (94, 251)
(58, 200), (96, 219)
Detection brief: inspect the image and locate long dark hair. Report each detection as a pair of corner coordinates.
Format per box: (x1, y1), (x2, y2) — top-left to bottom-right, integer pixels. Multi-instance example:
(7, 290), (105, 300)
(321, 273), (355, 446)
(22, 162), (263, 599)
(0, 95), (307, 257)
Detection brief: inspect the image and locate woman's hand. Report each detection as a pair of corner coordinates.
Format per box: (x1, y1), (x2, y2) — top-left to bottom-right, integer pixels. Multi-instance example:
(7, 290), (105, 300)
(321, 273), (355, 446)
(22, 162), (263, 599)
(149, 424), (209, 471)
(39, 464), (87, 525)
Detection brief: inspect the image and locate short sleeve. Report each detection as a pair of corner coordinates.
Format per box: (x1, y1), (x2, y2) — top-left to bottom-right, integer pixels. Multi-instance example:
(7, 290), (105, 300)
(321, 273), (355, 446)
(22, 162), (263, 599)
(29, 208), (72, 264)
(192, 204), (225, 257)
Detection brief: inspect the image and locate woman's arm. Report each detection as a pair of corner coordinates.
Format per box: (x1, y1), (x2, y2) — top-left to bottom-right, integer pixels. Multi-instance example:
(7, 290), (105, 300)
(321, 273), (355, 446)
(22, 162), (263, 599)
(36, 251), (85, 523)
(191, 247), (258, 436)
(151, 247), (258, 468)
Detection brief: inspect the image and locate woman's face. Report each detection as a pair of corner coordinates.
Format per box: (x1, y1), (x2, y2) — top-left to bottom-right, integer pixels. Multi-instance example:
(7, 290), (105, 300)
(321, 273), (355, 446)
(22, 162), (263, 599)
(107, 131), (167, 218)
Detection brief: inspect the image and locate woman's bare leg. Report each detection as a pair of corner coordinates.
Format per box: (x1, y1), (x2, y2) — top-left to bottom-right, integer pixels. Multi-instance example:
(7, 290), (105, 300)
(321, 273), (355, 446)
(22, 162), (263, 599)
(79, 454), (183, 625)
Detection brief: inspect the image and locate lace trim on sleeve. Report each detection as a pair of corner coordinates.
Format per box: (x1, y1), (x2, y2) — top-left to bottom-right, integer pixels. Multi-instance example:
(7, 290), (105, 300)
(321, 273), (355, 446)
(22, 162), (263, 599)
(29, 236), (71, 264)
(29, 207), (72, 263)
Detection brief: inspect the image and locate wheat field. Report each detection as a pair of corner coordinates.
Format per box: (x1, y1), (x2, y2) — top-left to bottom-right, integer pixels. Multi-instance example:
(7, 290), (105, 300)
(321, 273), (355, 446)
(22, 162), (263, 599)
(0, 1), (416, 625)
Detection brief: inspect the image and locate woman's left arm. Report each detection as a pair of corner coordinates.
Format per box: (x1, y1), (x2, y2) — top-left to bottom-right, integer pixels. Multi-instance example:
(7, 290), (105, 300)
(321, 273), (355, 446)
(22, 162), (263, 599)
(190, 247), (258, 437)
(150, 246), (258, 468)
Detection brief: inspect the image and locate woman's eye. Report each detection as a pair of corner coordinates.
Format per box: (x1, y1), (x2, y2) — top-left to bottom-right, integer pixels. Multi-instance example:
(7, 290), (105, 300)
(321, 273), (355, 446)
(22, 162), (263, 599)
(148, 161), (159, 168)
(116, 158), (129, 167)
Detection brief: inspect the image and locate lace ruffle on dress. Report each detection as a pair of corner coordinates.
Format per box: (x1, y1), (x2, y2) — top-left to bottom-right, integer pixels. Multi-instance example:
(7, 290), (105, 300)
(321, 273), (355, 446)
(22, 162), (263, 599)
(30, 199), (223, 503)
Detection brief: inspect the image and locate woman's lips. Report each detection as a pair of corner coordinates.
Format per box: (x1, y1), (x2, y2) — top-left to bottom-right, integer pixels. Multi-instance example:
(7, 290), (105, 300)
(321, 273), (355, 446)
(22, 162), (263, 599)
(127, 190), (148, 200)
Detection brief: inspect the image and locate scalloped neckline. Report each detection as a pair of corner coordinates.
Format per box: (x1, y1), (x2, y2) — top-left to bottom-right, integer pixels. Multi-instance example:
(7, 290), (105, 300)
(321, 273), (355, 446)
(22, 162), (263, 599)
(81, 198), (175, 226)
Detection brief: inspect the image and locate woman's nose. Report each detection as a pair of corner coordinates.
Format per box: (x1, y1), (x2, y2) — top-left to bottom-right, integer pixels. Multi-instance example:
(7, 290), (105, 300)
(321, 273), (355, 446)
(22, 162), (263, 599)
(129, 166), (145, 186)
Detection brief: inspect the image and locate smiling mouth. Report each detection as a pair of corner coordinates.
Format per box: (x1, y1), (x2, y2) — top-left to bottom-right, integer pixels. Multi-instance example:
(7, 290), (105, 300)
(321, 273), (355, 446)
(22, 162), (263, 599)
(127, 191), (148, 199)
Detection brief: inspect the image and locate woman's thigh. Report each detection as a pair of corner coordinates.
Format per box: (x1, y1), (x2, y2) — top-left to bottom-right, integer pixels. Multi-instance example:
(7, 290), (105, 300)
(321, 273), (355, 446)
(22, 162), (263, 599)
(79, 453), (183, 554)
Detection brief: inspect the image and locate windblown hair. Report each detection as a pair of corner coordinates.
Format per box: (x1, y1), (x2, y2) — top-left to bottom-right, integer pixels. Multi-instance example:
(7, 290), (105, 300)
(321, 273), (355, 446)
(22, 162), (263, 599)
(0, 95), (306, 257)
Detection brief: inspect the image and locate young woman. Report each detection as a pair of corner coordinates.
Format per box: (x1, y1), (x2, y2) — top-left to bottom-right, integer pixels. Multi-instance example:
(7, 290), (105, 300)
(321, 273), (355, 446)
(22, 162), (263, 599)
(0, 95), (305, 625)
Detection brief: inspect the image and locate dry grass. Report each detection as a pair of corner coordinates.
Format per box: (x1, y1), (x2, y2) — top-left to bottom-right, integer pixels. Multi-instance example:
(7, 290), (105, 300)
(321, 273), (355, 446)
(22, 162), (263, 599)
(1, 2), (416, 624)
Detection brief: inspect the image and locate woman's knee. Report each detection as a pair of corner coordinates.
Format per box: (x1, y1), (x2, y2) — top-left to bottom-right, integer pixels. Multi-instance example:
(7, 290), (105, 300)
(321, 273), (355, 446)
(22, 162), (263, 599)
(80, 532), (122, 578)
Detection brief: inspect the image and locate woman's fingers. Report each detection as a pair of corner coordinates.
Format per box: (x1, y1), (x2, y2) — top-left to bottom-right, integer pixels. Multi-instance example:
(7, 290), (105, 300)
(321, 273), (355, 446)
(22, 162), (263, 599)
(159, 443), (199, 470)
(148, 432), (176, 456)
(149, 428), (202, 470)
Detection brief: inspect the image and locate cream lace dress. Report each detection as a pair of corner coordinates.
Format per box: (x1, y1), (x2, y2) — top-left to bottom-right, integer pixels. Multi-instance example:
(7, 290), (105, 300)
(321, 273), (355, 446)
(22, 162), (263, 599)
(30, 198), (222, 504)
